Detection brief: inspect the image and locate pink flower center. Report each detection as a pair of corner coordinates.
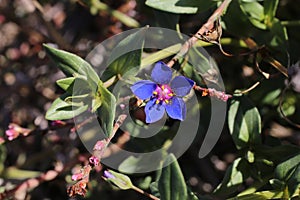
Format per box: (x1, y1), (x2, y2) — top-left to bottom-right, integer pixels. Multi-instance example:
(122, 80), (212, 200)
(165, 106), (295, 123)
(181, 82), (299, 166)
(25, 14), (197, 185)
(153, 84), (174, 104)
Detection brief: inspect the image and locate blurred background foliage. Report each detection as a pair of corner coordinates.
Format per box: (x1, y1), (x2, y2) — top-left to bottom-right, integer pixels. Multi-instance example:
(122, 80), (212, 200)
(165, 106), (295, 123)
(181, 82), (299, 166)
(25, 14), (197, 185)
(0, 0), (300, 199)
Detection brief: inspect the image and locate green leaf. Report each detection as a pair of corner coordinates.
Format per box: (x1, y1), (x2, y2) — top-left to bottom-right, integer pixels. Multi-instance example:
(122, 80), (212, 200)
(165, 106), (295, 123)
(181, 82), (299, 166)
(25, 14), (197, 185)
(228, 190), (284, 200)
(246, 150), (255, 163)
(222, 0), (257, 37)
(65, 93), (90, 105)
(275, 154), (300, 181)
(118, 152), (163, 174)
(187, 47), (218, 83)
(237, 176), (273, 196)
(56, 77), (76, 91)
(101, 27), (147, 81)
(91, 96), (102, 113)
(96, 82), (116, 137)
(239, 0), (266, 30)
(214, 158), (249, 196)
(255, 145), (300, 164)
(145, 0), (219, 14)
(228, 95), (262, 149)
(3, 167), (41, 179)
(275, 154), (300, 196)
(286, 165), (300, 196)
(187, 189), (200, 200)
(150, 181), (160, 198)
(269, 179), (285, 191)
(261, 89), (281, 105)
(105, 170), (134, 190)
(141, 43), (181, 67)
(264, 0), (279, 27)
(45, 93), (89, 120)
(43, 44), (99, 91)
(157, 154), (188, 200)
(89, 0), (139, 28)
(268, 19), (288, 48)
(56, 76), (90, 91)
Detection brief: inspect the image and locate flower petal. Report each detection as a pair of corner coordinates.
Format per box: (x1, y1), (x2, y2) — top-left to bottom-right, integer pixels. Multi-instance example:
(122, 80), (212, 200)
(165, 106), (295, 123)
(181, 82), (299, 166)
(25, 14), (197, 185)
(165, 97), (186, 121)
(151, 61), (172, 84)
(145, 98), (165, 123)
(130, 80), (156, 100)
(171, 76), (195, 97)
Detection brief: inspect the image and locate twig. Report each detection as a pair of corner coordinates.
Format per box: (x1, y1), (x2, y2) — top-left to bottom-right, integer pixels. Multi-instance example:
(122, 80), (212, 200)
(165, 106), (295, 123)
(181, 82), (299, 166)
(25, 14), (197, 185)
(31, 0), (73, 51)
(77, 0), (139, 28)
(234, 81), (261, 95)
(194, 85), (232, 101)
(67, 114), (128, 197)
(70, 116), (96, 133)
(132, 185), (160, 200)
(166, 0), (232, 67)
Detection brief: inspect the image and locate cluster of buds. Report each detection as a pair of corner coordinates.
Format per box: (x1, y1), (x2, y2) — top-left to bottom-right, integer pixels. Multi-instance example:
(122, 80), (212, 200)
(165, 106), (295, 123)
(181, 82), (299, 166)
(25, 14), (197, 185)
(68, 139), (107, 197)
(68, 165), (92, 197)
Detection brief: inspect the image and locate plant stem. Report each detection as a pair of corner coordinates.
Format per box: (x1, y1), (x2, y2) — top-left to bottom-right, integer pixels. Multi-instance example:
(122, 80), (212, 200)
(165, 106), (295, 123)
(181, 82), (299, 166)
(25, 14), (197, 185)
(89, 0), (139, 28)
(132, 185), (160, 200)
(166, 0), (232, 67)
(281, 20), (300, 26)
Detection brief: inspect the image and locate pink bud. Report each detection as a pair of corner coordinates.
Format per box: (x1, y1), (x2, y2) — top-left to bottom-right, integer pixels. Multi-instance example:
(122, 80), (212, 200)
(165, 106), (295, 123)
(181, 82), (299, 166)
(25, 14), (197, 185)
(71, 172), (83, 181)
(89, 156), (100, 166)
(51, 120), (66, 126)
(93, 140), (106, 151)
(5, 129), (19, 141)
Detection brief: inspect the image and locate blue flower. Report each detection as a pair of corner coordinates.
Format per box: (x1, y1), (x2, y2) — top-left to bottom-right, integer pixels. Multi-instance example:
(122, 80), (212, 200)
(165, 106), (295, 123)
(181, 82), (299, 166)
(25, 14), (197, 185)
(130, 61), (195, 123)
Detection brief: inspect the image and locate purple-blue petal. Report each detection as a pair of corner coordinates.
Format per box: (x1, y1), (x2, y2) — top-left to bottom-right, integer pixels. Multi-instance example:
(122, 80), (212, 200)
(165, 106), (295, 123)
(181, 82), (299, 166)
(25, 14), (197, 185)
(145, 98), (165, 123)
(104, 170), (115, 179)
(165, 97), (186, 121)
(151, 61), (172, 84)
(170, 76), (195, 97)
(130, 80), (156, 100)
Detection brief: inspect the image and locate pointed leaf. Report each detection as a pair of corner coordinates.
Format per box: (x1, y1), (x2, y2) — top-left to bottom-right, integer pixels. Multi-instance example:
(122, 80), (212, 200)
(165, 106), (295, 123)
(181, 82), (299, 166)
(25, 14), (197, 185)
(96, 82), (116, 137)
(228, 190), (284, 200)
(3, 167), (41, 179)
(145, 0), (219, 14)
(118, 152), (163, 174)
(45, 93), (88, 120)
(43, 44), (99, 91)
(239, 0), (266, 30)
(56, 77), (90, 93)
(275, 154), (300, 196)
(214, 158), (249, 196)
(56, 77), (76, 91)
(228, 95), (261, 149)
(264, 0), (279, 27)
(157, 154), (188, 200)
(101, 28), (147, 81)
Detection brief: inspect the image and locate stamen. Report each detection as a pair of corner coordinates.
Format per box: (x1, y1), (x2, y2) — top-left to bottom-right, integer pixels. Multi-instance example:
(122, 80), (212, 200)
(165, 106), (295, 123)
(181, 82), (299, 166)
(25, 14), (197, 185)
(153, 91), (157, 95)
(155, 99), (160, 104)
(165, 100), (169, 104)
